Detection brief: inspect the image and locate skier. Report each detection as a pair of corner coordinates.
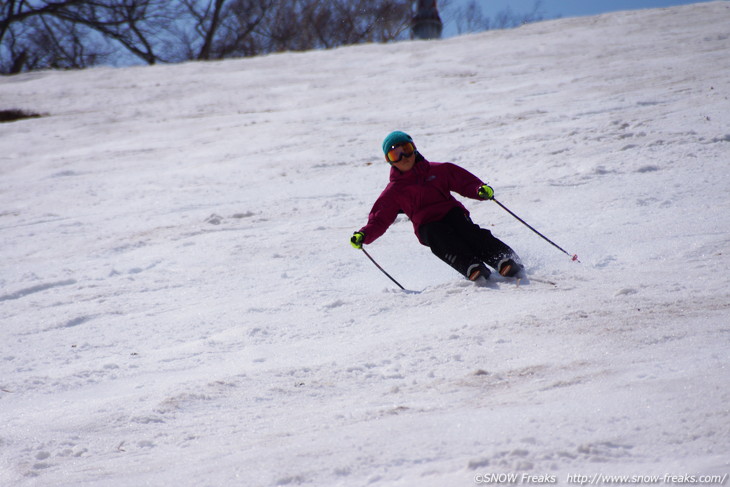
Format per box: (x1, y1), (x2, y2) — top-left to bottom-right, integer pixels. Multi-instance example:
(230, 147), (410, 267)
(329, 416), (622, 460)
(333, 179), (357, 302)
(350, 131), (523, 282)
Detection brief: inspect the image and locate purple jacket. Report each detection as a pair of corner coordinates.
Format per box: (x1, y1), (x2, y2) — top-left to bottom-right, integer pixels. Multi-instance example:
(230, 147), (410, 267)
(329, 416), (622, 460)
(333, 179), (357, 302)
(360, 157), (485, 245)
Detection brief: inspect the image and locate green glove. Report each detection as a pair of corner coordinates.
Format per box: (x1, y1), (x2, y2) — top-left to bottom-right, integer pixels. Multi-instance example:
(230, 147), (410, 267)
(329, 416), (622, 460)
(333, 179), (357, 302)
(350, 231), (365, 249)
(478, 184), (494, 200)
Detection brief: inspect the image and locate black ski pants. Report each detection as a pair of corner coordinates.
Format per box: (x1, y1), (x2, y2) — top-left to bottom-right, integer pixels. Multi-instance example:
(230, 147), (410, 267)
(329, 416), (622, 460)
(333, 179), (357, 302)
(418, 207), (518, 278)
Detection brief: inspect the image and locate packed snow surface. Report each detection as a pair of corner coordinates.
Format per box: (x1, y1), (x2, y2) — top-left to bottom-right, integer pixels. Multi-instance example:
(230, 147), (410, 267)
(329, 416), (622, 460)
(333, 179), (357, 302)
(1, 2), (729, 486)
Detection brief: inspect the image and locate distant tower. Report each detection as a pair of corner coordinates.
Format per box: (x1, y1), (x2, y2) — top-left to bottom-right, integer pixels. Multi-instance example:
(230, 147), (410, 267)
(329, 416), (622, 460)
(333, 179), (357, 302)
(412, 0), (443, 40)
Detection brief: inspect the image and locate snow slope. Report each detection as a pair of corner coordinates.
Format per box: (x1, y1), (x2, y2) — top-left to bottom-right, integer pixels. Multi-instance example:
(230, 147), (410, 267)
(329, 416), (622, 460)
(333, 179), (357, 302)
(1, 2), (729, 486)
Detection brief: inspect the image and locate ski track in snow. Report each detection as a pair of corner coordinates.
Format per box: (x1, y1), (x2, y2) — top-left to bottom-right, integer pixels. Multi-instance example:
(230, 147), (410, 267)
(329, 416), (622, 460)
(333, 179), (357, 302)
(1, 2), (729, 486)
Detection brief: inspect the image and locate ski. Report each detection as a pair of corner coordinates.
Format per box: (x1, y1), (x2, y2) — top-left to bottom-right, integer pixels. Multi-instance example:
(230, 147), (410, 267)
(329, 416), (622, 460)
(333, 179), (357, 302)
(523, 276), (558, 286)
(493, 273), (558, 287)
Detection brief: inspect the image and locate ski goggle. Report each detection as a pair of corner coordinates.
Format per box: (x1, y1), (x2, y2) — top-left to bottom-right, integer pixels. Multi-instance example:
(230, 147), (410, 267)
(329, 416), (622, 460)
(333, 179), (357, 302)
(385, 142), (416, 163)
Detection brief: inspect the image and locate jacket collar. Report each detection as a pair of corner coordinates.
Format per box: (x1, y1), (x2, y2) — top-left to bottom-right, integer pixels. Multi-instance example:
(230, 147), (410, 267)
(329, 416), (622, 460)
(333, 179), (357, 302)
(389, 154), (429, 182)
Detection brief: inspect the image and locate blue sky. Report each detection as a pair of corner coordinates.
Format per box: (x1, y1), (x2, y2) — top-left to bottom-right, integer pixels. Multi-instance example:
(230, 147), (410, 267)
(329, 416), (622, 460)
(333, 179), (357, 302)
(443, 0), (719, 35)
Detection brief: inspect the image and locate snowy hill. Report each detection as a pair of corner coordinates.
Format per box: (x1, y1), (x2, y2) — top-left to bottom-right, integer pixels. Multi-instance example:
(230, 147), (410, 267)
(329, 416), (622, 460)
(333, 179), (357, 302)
(1, 2), (729, 486)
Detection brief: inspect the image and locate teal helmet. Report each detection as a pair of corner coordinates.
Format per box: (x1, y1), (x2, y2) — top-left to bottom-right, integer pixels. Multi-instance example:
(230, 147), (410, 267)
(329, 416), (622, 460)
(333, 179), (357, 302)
(382, 131), (414, 155)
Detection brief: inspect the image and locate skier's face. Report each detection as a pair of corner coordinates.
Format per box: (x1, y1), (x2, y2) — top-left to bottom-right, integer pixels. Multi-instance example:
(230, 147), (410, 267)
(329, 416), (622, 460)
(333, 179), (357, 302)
(386, 142), (417, 172)
(391, 151), (416, 172)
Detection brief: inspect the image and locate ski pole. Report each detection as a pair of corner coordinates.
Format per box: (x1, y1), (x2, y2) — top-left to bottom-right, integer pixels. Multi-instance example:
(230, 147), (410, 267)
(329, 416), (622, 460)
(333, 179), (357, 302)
(361, 248), (406, 290)
(492, 198), (580, 262)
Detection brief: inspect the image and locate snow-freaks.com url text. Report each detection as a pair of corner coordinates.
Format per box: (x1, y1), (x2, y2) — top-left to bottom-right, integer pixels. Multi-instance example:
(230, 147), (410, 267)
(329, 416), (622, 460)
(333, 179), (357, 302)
(473, 473), (728, 485)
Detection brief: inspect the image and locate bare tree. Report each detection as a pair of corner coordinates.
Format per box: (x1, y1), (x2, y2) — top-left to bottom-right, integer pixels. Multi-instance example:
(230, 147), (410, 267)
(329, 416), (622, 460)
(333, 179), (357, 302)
(1, 2), (114, 72)
(173, 0), (412, 61)
(1, 0), (416, 73)
(450, 0), (545, 35)
(1, 0), (179, 73)
(58, 1), (180, 65)
(172, 0), (272, 60)
(258, 0), (412, 53)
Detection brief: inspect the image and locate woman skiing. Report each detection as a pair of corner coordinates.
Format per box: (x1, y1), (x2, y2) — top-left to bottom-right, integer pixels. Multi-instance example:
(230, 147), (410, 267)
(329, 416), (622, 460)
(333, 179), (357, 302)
(350, 131), (523, 281)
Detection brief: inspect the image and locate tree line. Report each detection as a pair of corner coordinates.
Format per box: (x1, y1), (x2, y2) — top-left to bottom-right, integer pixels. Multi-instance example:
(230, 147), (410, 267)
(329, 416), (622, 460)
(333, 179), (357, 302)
(1, 0), (544, 74)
